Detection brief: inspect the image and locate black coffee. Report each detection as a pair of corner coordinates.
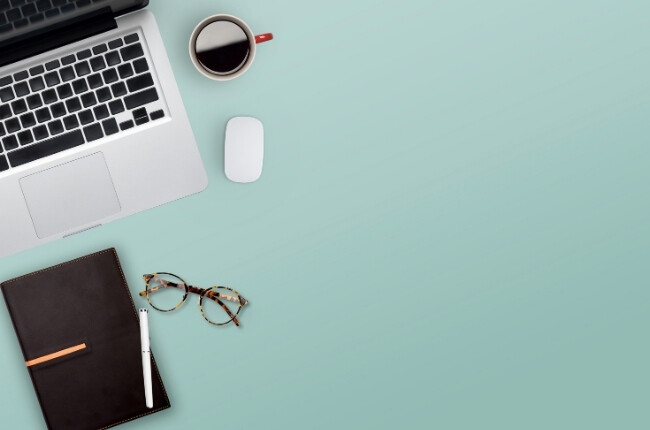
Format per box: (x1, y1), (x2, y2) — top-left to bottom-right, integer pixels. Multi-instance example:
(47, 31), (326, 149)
(195, 20), (250, 75)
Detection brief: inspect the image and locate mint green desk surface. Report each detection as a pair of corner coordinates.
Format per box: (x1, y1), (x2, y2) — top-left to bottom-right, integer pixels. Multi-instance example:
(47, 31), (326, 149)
(1, 1), (648, 429)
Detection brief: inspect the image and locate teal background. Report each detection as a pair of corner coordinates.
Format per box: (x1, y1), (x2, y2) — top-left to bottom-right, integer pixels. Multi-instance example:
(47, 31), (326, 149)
(1, 0), (649, 428)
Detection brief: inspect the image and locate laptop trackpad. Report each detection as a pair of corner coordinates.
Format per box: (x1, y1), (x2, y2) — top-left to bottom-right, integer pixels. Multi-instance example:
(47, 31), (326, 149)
(20, 153), (121, 239)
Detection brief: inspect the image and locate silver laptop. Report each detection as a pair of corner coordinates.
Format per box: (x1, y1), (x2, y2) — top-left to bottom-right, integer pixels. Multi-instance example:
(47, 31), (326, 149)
(0, 0), (208, 258)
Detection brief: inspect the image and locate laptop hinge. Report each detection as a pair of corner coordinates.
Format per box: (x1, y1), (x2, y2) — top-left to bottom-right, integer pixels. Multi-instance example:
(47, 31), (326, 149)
(0, 8), (117, 68)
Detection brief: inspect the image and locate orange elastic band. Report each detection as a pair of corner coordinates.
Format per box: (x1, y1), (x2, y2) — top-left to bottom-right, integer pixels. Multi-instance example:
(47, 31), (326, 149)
(26, 343), (87, 367)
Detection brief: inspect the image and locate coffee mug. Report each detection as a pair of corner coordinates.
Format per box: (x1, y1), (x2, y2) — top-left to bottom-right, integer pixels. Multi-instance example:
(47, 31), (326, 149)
(189, 14), (273, 81)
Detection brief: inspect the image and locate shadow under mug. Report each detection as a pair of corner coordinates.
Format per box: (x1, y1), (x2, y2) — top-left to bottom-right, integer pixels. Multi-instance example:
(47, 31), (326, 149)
(189, 14), (273, 81)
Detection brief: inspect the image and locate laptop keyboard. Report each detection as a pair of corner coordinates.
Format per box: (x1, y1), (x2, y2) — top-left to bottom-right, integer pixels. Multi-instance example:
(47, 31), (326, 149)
(0, 31), (165, 173)
(0, 0), (109, 34)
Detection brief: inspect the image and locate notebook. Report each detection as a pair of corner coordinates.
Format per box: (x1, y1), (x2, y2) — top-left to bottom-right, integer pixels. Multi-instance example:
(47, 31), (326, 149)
(1, 248), (170, 430)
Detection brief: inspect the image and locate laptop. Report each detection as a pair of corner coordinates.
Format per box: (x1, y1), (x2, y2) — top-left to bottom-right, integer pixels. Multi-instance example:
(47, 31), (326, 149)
(0, 0), (208, 258)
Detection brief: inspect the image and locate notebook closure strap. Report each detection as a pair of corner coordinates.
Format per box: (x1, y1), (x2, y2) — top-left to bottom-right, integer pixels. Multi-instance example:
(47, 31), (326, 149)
(26, 343), (87, 367)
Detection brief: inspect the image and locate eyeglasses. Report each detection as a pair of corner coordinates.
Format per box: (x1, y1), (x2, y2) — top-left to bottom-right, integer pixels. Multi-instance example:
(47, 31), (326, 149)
(140, 273), (248, 326)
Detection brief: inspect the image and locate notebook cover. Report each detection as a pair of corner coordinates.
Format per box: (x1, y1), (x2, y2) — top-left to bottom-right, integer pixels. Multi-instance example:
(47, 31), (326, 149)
(1, 248), (170, 430)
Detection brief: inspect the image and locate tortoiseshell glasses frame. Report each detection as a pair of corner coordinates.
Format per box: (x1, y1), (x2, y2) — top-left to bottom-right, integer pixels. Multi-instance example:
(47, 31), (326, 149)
(140, 273), (248, 326)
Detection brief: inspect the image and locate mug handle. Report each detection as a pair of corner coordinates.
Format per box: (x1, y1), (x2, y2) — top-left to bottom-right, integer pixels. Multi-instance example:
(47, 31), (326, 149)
(255, 33), (274, 44)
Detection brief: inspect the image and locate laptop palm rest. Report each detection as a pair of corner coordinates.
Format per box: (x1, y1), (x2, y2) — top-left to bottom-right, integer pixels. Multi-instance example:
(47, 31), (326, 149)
(19, 153), (121, 239)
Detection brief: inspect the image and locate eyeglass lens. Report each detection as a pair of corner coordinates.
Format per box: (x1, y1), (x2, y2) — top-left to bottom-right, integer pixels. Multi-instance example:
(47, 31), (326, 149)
(200, 287), (242, 325)
(195, 20), (250, 75)
(146, 273), (187, 311)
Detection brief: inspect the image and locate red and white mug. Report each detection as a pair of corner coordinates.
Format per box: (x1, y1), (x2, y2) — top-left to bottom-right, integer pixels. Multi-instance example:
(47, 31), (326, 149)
(189, 14), (273, 81)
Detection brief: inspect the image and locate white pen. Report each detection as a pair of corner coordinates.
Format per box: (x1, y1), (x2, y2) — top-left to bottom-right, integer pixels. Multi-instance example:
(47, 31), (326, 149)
(139, 308), (153, 408)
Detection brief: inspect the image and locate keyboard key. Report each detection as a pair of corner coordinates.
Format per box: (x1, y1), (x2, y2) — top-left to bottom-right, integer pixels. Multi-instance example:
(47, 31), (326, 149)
(35, 107), (51, 123)
(56, 83), (72, 98)
(5, 117), (20, 133)
(117, 63), (133, 79)
(102, 118), (118, 135)
(102, 68), (118, 84)
(7, 130), (84, 167)
(0, 155), (8, 172)
(0, 104), (11, 119)
(29, 12), (44, 23)
(92, 43), (107, 55)
(78, 109), (93, 125)
(36, 0), (52, 13)
(3, 134), (18, 151)
(0, 87), (14, 102)
(107, 38), (123, 49)
(21, 3), (37, 16)
(132, 107), (147, 120)
(61, 3), (75, 13)
(95, 87), (111, 102)
(120, 43), (143, 61)
(13, 70), (28, 81)
(126, 73), (153, 92)
(150, 109), (164, 121)
(27, 66), (43, 79)
(65, 96), (81, 112)
(77, 49), (91, 60)
(32, 124), (48, 140)
(11, 98), (27, 114)
(124, 33), (139, 44)
(93, 104), (108, 120)
(0, 76), (12, 87)
(119, 120), (134, 130)
(19, 112), (35, 128)
(44, 8), (59, 17)
(41, 88), (57, 104)
(29, 65), (44, 76)
(124, 88), (158, 109)
(105, 51), (120, 66)
(71, 78), (87, 94)
(74, 61), (91, 76)
(63, 114), (79, 130)
(59, 66), (75, 81)
(110, 81), (126, 97)
(90, 56), (106, 71)
(44, 71), (60, 87)
(26, 93), (42, 109)
(61, 54), (75, 65)
(28, 76), (45, 91)
(6, 9), (21, 22)
(45, 59), (60, 71)
(48, 119), (63, 135)
(135, 115), (149, 125)
(14, 82), (29, 97)
(50, 102), (66, 118)
(0, 122), (4, 137)
(132, 58), (148, 74)
(87, 73), (103, 89)
(83, 123), (103, 142)
(108, 99), (124, 115)
(17, 129), (33, 145)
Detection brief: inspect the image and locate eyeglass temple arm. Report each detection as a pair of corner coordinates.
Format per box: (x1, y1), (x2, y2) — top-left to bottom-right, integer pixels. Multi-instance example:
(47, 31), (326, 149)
(187, 286), (240, 326)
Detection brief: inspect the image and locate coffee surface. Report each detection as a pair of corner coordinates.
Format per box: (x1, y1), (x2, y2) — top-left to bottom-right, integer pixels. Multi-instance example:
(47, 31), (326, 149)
(195, 21), (250, 75)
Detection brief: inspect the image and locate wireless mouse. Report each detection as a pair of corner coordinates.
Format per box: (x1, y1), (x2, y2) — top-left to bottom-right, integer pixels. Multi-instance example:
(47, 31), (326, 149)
(224, 116), (264, 183)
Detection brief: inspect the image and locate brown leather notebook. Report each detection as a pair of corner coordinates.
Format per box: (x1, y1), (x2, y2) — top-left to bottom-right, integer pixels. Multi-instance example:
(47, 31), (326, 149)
(1, 248), (170, 430)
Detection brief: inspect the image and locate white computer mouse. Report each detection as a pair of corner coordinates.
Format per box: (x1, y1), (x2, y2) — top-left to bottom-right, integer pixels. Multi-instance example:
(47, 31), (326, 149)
(224, 116), (264, 183)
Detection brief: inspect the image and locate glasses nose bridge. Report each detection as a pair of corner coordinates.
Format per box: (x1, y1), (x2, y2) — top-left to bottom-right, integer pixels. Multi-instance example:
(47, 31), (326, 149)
(185, 284), (205, 297)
